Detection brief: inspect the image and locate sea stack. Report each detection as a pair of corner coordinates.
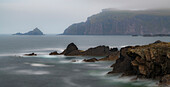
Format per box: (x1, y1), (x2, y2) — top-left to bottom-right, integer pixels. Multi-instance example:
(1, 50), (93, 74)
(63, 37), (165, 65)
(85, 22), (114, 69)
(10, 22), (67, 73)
(13, 27), (44, 35)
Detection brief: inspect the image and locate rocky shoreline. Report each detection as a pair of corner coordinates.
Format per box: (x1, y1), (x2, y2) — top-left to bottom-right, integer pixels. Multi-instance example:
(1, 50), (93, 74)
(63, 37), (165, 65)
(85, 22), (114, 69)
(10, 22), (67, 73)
(25, 40), (170, 86)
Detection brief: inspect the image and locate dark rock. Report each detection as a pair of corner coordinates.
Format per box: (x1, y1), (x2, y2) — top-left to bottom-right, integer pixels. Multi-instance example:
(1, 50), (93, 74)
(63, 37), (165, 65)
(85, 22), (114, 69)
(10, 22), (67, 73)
(153, 40), (162, 44)
(109, 48), (118, 52)
(61, 43), (79, 55)
(65, 50), (82, 56)
(83, 58), (98, 62)
(24, 53), (37, 56)
(108, 46), (136, 75)
(159, 74), (170, 86)
(49, 51), (59, 55)
(108, 41), (170, 85)
(13, 28), (44, 35)
(81, 46), (111, 56)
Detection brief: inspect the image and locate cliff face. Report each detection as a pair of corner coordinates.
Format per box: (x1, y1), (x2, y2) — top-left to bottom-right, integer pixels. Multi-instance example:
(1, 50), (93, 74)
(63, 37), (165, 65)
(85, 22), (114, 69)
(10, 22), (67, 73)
(63, 9), (170, 35)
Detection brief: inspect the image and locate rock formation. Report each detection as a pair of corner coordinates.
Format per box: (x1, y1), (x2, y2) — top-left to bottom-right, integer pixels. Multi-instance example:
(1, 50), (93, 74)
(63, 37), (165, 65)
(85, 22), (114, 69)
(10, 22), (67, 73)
(13, 28), (44, 35)
(83, 58), (99, 62)
(108, 41), (170, 85)
(59, 43), (119, 57)
(49, 51), (59, 55)
(24, 53), (37, 56)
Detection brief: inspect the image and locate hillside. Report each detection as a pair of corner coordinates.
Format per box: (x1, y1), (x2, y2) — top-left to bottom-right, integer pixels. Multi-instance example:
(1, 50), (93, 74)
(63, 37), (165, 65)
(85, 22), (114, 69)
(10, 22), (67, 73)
(63, 9), (170, 35)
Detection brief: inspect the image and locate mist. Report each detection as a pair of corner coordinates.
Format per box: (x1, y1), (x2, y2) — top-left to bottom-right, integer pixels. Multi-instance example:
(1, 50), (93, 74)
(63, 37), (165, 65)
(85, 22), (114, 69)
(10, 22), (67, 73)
(0, 0), (170, 34)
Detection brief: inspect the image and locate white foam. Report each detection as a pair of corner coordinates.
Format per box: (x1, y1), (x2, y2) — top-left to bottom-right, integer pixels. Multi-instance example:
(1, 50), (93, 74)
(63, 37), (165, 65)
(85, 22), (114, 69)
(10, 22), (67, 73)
(59, 60), (71, 63)
(30, 63), (54, 67)
(15, 70), (50, 75)
(85, 64), (101, 67)
(71, 59), (84, 64)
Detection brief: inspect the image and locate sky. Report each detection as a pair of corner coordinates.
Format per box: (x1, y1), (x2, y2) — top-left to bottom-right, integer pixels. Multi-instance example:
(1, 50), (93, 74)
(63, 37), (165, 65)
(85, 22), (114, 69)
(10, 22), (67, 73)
(0, 0), (170, 34)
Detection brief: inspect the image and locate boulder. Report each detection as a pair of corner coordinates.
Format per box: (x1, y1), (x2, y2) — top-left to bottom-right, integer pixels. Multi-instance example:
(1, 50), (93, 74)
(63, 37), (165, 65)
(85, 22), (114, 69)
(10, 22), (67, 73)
(24, 53), (37, 56)
(83, 58), (98, 62)
(49, 51), (59, 55)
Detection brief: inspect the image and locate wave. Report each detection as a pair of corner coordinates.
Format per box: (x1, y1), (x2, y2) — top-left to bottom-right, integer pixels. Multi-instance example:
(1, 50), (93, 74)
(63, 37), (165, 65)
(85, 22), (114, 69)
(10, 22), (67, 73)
(14, 69), (50, 75)
(24, 63), (55, 67)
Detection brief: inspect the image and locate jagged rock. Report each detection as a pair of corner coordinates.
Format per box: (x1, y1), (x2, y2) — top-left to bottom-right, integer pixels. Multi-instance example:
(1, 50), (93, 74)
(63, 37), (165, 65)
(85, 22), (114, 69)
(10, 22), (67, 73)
(59, 43), (118, 57)
(160, 74), (170, 86)
(108, 41), (170, 85)
(49, 51), (59, 55)
(108, 46), (135, 74)
(83, 58), (98, 62)
(61, 43), (79, 55)
(24, 53), (37, 56)
(81, 46), (111, 56)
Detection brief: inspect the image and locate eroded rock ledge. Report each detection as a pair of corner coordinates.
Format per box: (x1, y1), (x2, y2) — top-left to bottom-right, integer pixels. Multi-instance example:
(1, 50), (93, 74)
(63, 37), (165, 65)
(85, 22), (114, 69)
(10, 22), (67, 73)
(108, 41), (170, 86)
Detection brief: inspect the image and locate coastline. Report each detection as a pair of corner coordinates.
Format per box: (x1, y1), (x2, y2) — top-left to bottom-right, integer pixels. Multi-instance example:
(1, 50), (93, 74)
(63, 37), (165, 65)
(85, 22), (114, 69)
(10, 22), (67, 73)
(24, 40), (170, 86)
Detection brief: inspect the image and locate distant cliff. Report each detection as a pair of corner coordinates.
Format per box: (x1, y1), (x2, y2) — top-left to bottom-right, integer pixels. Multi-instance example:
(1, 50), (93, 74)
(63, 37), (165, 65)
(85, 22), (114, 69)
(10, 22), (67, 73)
(14, 28), (44, 35)
(63, 9), (170, 35)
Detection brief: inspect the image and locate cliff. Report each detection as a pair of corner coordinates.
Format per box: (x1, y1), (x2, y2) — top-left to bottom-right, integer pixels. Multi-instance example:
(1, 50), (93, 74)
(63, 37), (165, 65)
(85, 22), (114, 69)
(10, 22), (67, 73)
(14, 28), (44, 35)
(63, 9), (170, 35)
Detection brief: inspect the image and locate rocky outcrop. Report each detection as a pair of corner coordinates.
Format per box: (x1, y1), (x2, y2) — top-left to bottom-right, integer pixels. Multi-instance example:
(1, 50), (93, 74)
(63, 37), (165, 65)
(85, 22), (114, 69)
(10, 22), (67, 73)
(83, 58), (99, 62)
(59, 43), (118, 57)
(63, 9), (170, 35)
(24, 53), (37, 56)
(13, 28), (44, 35)
(61, 43), (79, 55)
(49, 51), (59, 55)
(108, 41), (170, 85)
(81, 46), (113, 56)
(159, 74), (170, 86)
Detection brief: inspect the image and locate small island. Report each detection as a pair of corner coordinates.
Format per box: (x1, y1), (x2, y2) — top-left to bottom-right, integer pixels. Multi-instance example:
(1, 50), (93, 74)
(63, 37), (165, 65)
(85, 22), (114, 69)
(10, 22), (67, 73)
(13, 28), (44, 35)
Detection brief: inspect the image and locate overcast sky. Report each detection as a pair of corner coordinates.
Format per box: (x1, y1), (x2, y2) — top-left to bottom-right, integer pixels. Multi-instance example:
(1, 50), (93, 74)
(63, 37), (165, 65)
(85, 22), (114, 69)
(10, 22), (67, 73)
(0, 0), (170, 34)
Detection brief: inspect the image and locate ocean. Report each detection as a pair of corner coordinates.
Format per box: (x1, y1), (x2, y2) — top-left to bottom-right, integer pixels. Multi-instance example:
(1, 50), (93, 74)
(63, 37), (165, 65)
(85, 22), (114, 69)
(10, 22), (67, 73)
(0, 35), (169, 87)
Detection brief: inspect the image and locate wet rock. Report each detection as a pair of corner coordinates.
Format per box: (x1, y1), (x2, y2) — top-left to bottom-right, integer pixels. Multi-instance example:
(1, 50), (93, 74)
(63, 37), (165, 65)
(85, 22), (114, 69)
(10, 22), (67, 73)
(83, 58), (98, 62)
(108, 41), (170, 85)
(81, 46), (111, 56)
(49, 51), (59, 55)
(108, 46), (135, 75)
(65, 50), (82, 56)
(160, 74), (170, 86)
(61, 43), (79, 55)
(24, 53), (37, 56)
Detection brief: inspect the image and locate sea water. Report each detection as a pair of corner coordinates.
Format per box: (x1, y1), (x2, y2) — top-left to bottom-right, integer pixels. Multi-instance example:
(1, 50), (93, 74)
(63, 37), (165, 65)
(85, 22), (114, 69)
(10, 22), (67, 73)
(0, 34), (169, 87)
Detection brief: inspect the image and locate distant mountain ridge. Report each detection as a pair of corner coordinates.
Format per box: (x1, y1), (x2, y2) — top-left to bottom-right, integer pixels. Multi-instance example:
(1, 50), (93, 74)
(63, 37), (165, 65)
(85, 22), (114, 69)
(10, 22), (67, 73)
(14, 28), (44, 35)
(63, 9), (170, 35)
